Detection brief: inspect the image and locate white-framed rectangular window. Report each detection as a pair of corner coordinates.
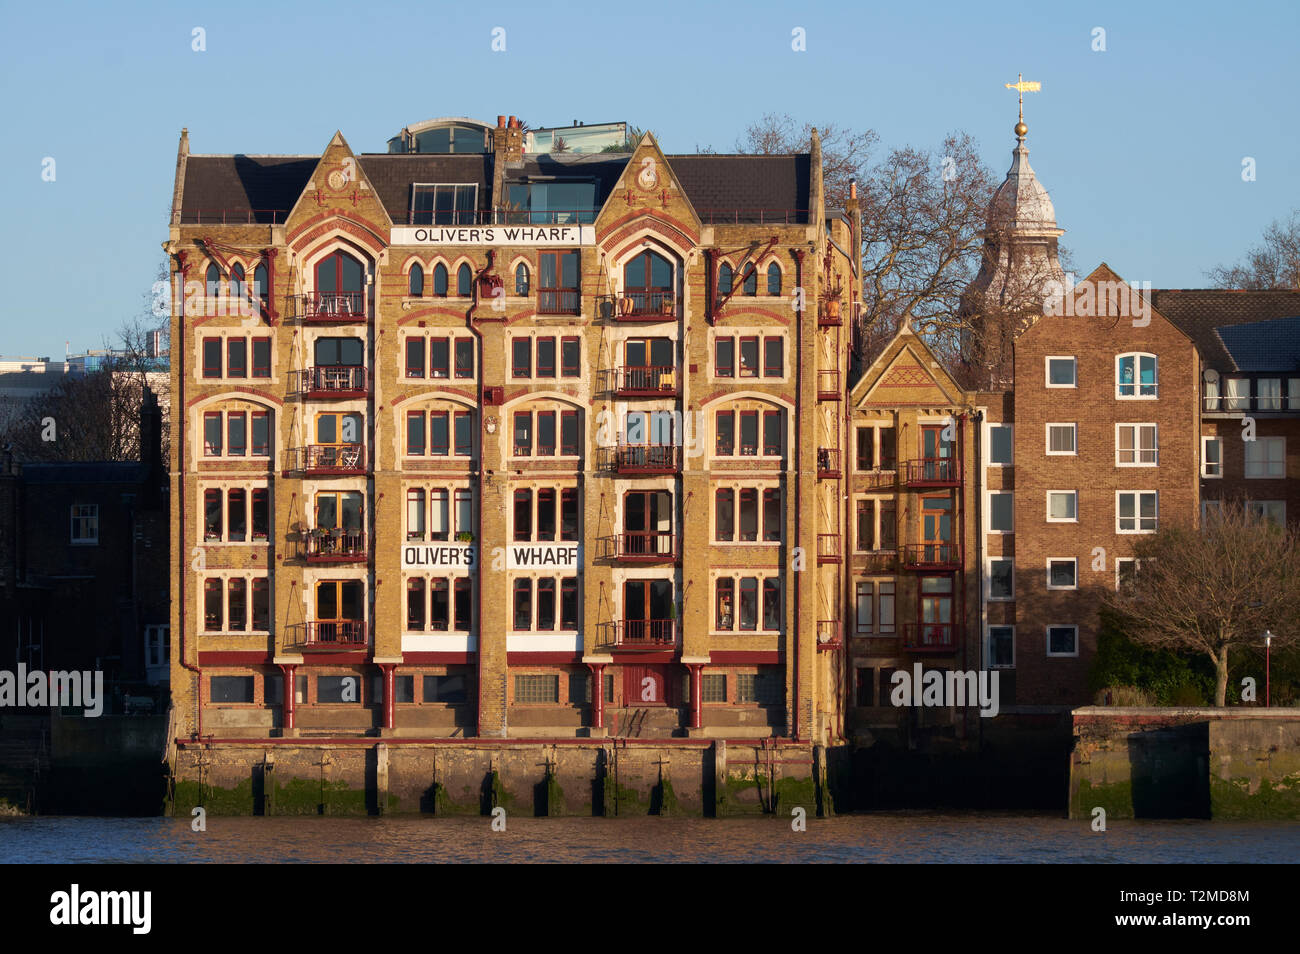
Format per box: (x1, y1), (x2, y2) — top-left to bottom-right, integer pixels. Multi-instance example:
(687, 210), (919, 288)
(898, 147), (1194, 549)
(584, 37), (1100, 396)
(1115, 557), (1139, 592)
(988, 557), (1014, 601)
(1047, 490), (1077, 523)
(70, 504), (99, 544)
(1046, 423), (1077, 456)
(987, 423), (1013, 466)
(1257, 378), (1282, 411)
(1046, 558), (1077, 590)
(1046, 356), (1077, 388)
(1046, 624), (1079, 657)
(1116, 353), (1158, 399)
(988, 491), (1013, 533)
(1246, 500), (1286, 526)
(1116, 423), (1157, 466)
(1245, 437), (1285, 478)
(1201, 436), (1222, 478)
(1117, 490), (1158, 533)
(987, 625), (1015, 669)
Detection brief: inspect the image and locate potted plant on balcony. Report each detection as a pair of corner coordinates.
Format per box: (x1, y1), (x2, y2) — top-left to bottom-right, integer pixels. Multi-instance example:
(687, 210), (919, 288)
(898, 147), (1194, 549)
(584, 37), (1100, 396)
(599, 297), (616, 320)
(456, 531), (474, 543)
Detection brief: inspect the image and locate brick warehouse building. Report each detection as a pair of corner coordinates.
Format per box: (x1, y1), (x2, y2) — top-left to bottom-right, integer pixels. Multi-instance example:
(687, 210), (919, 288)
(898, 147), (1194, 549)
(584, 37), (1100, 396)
(165, 116), (858, 749)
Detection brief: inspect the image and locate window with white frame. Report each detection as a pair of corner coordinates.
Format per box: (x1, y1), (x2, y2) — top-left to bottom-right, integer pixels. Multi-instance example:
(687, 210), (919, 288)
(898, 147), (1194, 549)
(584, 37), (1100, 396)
(201, 485), (271, 543)
(1115, 557), (1139, 591)
(854, 580), (896, 635)
(988, 491), (1013, 533)
(1046, 558), (1077, 590)
(1047, 423), (1077, 455)
(70, 504), (98, 544)
(1116, 424), (1158, 466)
(1046, 356), (1076, 387)
(988, 625), (1014, 669)
(1246, 500), (1286, 526)
(988, 557), (1014, 600)
(987, 423), (1013, 465)
(202, 575), (271, 633)
(1117, 491), (1158, 533)
(1116, 353), (1158, 398)
(1047, 491), (1077, 522)
(1046, 625), (1078, 657)
(1245, 437), (1285, 478)
(1201, 436), (1222, 478)
(714, 575), (782, 632)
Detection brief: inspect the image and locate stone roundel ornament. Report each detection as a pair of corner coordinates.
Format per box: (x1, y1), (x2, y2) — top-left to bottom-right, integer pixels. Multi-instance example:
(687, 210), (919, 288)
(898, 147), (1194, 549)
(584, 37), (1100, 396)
(327, 169), (348, 192)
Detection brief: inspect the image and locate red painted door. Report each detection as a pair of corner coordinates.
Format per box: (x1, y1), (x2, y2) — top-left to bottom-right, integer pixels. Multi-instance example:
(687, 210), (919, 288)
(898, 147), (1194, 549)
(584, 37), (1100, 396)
(622, 664), (670, 707)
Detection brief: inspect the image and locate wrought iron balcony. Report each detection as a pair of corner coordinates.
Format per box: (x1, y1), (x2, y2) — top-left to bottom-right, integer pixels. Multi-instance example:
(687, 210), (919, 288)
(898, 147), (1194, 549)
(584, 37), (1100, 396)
(286, 444), (366, 476)
(597, 291), (677, 321)
(537, 288), (581, 315)
(603, 443), (681, 475)
(612, 531), (677, 563)
(817, 299), (843, 327)
(296, 292), (366, 323)
(816, 619), (843, 651)
(901, 543), (961, 570)
(292, 366), (369, 399)
(609, 365), (679, 397)
(816, 369), (841, 401)
(301, 620), (368, 648)
(817, 447), (841, 479)
(613, 619), (676, 649)
(304, 529), (367, 564)
(816, 533), (842, 564)
(902, 623), (960, 653)
(902, 457), (961, 487)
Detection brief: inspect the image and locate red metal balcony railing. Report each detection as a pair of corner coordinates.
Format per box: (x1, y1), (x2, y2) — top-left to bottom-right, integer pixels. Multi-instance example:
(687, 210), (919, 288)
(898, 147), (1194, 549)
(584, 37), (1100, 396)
(816, 369), (841, 401)
(816, 533), (842, 564)
(902, 458), (961, 487)
(393, 209), (599, 226)
(817, 447), (841, 478)
(697, 208), (810, 225)
(610, 365), (679, 397)
(613, 531), (677, 563)
(537, 288), (581, 315)
(287, 444), (366, 476)
(818, 299), (843, 327)
(179, 208), (286, 225)
(296, 292), (366, 322)
(902, 623), (960, 653)
(605, 444), (681, 475)
(304, 529), (367, 564)
(291, 366), (369, 398)
(597, 291), (676, 321)
(613, 619), (676, 649)
(302, 620), (368, 648)
(816, 619), (843, 650)
(901, 543), (961, 570)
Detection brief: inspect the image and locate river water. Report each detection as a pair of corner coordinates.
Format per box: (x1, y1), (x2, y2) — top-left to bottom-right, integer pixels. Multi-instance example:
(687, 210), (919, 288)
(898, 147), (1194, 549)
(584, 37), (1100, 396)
(2, 812), (1297, 863)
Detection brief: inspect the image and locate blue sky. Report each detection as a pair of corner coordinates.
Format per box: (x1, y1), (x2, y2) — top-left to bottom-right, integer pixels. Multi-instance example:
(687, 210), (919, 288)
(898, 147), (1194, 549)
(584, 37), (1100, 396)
(2, 0), (1297, 357)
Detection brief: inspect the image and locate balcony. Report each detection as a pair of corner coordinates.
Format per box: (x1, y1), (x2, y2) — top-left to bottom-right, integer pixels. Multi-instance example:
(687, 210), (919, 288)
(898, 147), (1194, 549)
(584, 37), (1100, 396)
(816, 369), (841, 401)
(597, 291), (677, 322)
(816, 534), (842, 565)
(817, 299), (843, 327)
(857, 469), (898, 491)
(902, 458), (961, 488)
(612, 531), (677, 563)
(697, 208), (809, 225)
(901, 543), (961, 570)
(816, 447), (841, 479)
(295, 292), (367, 323)
(613, 619), (676, 650)
(609, 365), (679, 397)
(902, 623), (960, 653)
(603, 443), (681, 475)
(1203, 381), (1300, 416)
(301, 620), (368, 649)
(537, 288), (581, 316)
(286, 444), (366, 476)
(304, 529), (367, 564)
(816, 619), (843, 651)
(292, 366), (369, 399)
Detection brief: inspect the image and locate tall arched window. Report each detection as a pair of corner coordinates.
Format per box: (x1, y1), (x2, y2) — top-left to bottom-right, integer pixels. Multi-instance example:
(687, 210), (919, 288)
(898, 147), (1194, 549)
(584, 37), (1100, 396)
(229, 263), (246, 300)
(766, 262), (781, 296)
(409, 263), (424, 297)
(741, 264), (757, 296)
(456, 263), (472, 297)
(515, 263), (530, 295)
(432, 263), (448, 296)
(205, 263), (221, 299)
(314, 249), (365, 316)
(253, 263), (269, 314)
(623, 249), (673, 315)
(716, 262), (733, 296)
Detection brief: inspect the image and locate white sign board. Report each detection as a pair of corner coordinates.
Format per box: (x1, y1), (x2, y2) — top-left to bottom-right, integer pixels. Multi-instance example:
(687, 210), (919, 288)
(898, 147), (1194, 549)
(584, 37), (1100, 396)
(391, 225), (595, 246)
(402, 543), (477, 569)
(507, 543), (581, 570)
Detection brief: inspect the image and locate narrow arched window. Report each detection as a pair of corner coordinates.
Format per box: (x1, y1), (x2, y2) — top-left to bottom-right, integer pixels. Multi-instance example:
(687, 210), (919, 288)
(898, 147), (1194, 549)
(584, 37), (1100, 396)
(766, 262), (781, 296)
(456, 263), (472, 297)
(717, 262), (733, 296)
(409, 263), (424, 297)
(205, 263), (221, 298)
(515, 263), (530, 295)
(229, 263), (246, 300)
(253, 263), (269, 313)
(432, 263), (448, 296)
(741, 265), (757, 296)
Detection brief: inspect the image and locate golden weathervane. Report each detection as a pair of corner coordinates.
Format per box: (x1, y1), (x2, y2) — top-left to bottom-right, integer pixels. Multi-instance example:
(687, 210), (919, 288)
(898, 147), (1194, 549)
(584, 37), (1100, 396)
(1005, 73), (1041, 140)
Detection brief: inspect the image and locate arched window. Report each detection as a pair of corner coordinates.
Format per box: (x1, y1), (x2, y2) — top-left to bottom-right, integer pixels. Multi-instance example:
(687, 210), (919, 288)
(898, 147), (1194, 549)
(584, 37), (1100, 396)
(741, 264), (757, 296)
(314, 249), (365, 315)
(622, 250), (673, 315)
(253, 263), (269, 314)
(229, 263), (246, 300)
(432, 263), (448, 297)
(716, 262), (733, 298)
(515, 263), (530, 295)
(456, 263), (472, 297)
(409, 263), (424, 297)
(766, 262), (782, 296)
(205, 263), (221, 298)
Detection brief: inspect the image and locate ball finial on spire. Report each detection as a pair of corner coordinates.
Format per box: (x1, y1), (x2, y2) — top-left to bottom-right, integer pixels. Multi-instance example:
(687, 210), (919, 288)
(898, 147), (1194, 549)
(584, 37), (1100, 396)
(1015, 121), (1028, 140)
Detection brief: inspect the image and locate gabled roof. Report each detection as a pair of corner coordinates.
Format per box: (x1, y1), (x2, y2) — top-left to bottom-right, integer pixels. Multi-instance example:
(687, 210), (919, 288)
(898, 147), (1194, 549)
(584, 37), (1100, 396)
(666, 154), (811, 222)
(1214, 316), (1300, 372)
(1148, 289), (1300, 370)
(181, 156), (316, 222)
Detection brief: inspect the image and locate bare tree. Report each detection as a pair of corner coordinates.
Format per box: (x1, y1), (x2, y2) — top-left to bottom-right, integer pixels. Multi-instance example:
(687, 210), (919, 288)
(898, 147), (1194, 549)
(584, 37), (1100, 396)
(1207, 210), (1300, 289)
(1102, 503), (1300, 706)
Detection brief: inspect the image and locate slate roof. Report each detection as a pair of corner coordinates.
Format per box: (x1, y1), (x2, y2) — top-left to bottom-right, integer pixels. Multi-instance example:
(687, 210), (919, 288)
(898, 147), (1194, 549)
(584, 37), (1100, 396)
(666, 154), (811, 222)
(1149, 289), (1300, 370)
(1214, 316), (1300, 373)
